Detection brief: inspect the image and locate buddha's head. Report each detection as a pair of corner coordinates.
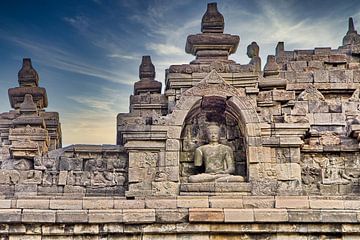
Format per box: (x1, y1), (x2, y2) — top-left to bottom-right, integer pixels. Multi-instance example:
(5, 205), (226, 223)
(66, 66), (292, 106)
(247, 42), (259, 58)
(207, 124), (220, 143)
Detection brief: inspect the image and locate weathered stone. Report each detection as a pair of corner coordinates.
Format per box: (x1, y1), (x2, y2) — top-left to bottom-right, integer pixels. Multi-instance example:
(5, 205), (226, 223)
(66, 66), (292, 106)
(22, 209), (55, 223)
(224, 209), (254, 222)
(83, 198), (114, 209)
(56, 210), (88, 223)
(17, 199), (49, 209)
(123, 209), (155, 223)
(88, 210), (123, 223)
(275, 196), (309, 209)
(189, 208), (224, 222)
(253, 209), (288, 222)
(50, 199), (82, 210)
(177, 196), (209, 208)
(156, 209), (188, 223)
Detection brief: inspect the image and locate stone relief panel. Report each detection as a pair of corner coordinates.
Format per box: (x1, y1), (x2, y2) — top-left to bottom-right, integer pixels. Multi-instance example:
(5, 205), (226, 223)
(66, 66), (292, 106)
(0, 145), (128, 196)
(301, 153), (360, 195)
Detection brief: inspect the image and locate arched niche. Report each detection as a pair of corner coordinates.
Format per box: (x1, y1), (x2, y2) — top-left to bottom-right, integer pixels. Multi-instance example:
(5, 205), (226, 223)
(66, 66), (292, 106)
(166, 70), (262, 184)
(179, 95), (247, 182)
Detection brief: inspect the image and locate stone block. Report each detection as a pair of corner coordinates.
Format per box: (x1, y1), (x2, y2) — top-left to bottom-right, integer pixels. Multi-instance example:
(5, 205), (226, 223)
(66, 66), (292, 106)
(83, 198), (114, 209)
(145, 198), (177, 209)
(254, 209), (288, 222)
(331, 113), (345, 124)
(272, 90), (295, 102)
(123, 209), (155, 223)
(329, 70), (349, 83)
(309, 60), (324, 69)
(224, 209), (254, 222)
(275, 196), (309, 209)
(276, 163), (301, 180)
(114, 199), (145, 209)
(289, 61), (307, 71)
(189, 208), (224, 222)
(288, 210), (321, 222)
(59, 157), (83, 171)
(247, 146), (262, 163)
(57, 171), (67, 185)
(156, 166), (179, 182)
(177, 196), (209, 208)
(353, 70), (360, 82)
(89, 210), (123, 223)
(50, 199), (82, 210)
(129, 167), (155, 183)
(309, 199), (344, 209)
(313, 113), (331, 124)
(167, 126), (182, 139)
(291, 101), (308, 116)
(164, 151), (179, 166)
(14, 184), (37, 196)
(42, 224), (66, 235)
(209, 198), (243, 208)
(19, 170), (42, 184)
(22, 209), (55, 223)
(344, 200), (360, 209)
(321, 210), (357, 223)
(56, 210), (88, 223)
(313, 70), (329, 83)
(9, 236), (41, 240)
(308, 100), (329, 113)
(101, 223), (124, 233)
(166, 139), (180, 151)
(73, 224), (99, 234)
(0, 200), (12, 209)
(8, 224), (26, 234)
(296, 72), (313, 83)
(129, 152), (158, 168)
(16, 199), (49, 209)
(243, 196), (275, 208)
(63, 185), (85, 195)
(0, 209), (21, 222)
(156, 209), (188, 223)
(152, 181), (178, 196)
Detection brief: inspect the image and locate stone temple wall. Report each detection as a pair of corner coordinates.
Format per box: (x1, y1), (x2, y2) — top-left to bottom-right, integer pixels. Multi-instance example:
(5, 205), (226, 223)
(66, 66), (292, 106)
(2, 2), (360, 239)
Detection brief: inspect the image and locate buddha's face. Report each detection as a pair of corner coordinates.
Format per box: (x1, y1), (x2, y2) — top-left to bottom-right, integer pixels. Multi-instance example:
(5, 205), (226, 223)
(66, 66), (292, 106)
(207, 125), (220, 143)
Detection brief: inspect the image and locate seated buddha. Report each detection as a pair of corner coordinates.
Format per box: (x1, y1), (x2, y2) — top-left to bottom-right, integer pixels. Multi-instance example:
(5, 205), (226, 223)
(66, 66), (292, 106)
(188, 123), (245, 183)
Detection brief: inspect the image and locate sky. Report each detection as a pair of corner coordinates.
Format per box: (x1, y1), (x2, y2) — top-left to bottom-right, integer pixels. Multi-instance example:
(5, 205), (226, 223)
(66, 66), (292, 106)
(0, 0), (359, 146)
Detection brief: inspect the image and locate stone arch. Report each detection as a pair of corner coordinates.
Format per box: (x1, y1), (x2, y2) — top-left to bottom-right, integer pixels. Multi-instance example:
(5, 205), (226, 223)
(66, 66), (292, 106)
(166, 70), (262, 181)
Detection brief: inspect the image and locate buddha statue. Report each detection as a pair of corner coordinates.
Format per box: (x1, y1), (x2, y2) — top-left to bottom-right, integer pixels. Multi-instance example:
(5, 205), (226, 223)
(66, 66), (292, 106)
(188, 123), (245, 183)
(247, 42), (261, 72)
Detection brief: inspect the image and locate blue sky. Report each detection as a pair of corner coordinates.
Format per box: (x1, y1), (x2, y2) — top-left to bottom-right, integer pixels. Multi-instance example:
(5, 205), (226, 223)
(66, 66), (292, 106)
(0, 0), (359, 145)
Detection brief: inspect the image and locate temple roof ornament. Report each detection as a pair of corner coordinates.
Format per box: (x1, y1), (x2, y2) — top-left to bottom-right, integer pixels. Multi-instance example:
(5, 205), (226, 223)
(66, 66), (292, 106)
(343, 17), (360, 46)
(19, 94), (38, 115)
(185, 3), (239, 63)
(263, 55), (280, 77)
(8, 58), (48, 109)
(133, 56), (162, 95)
(18, 58), (39, 87)
(201, 2), (224, 33)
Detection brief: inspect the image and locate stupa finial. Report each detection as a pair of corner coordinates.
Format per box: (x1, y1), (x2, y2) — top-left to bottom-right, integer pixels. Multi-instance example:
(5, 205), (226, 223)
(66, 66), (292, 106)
(201, 2), (224, 33)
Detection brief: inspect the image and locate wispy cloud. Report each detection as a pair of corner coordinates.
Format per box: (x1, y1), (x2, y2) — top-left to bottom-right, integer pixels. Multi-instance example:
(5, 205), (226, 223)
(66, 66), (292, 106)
(1, 35), (134, 85)
(146, 43), (183, 56)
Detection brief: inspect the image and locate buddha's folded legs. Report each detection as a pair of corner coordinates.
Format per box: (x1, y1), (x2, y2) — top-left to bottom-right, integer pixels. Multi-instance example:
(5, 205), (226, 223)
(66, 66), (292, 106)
(215, 175), (245, 182)
(188, 173), (246, 183)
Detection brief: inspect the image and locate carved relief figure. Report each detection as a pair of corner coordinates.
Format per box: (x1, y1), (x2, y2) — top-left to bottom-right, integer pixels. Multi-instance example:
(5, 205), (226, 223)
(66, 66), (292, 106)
(189, 123), (244, 183)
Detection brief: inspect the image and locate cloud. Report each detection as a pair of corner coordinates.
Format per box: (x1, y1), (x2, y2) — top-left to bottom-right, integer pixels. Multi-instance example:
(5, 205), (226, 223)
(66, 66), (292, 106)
(2, 35), (134, 85)
(61, 86), (129, 145)
(146, 43), (183, 56)
(107, 53), (139, 60)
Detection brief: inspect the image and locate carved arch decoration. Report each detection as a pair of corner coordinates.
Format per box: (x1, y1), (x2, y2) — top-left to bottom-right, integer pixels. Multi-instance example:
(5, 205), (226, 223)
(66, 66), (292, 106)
(166, 70), (262, 182)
